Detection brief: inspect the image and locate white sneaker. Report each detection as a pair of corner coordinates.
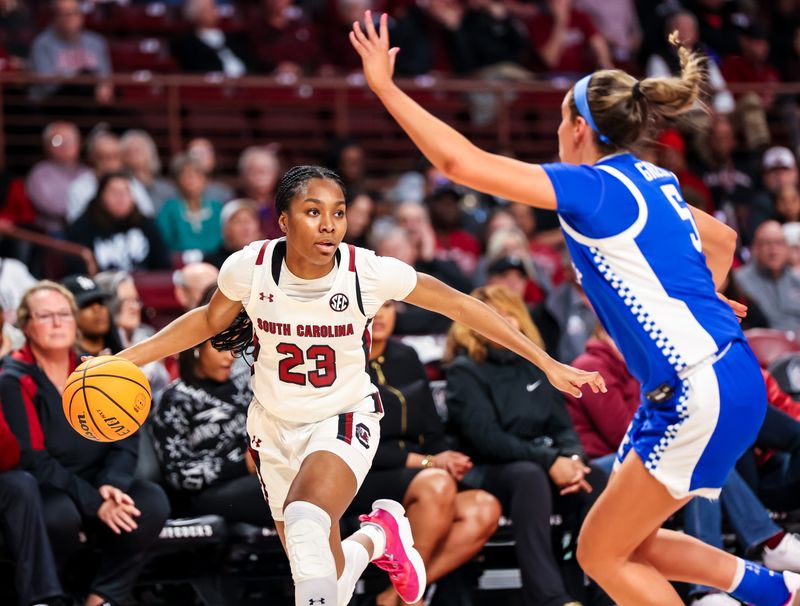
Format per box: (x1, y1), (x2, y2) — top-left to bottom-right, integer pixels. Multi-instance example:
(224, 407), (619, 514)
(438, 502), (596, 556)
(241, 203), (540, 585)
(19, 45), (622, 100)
(764, 534), (800, 572)
(786, 571), (800, 606)
(690, 594), (740, 606)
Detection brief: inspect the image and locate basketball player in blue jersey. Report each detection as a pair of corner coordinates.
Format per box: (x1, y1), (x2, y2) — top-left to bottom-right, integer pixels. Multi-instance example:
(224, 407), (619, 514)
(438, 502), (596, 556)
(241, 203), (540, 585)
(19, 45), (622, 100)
(351, 12), (800, 606)
(116, 165), (604, 606)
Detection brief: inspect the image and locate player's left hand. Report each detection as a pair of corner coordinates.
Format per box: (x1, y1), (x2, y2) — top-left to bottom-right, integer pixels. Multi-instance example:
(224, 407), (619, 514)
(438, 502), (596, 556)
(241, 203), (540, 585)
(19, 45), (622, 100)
(349, 11), (400, 93)
(544, 361), (606, 398)
(717, 292), (747, 322)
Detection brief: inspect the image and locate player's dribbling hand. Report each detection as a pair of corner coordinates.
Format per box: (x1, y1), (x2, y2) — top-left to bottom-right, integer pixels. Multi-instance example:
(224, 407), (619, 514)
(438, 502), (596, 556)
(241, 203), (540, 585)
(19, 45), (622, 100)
(349, 11), (400, 93)
(544, 361), (606, 398)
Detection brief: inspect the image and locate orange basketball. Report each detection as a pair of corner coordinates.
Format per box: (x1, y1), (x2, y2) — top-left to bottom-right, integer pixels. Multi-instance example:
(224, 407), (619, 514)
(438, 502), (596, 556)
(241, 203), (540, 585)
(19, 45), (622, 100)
(62, 355), (152, 443)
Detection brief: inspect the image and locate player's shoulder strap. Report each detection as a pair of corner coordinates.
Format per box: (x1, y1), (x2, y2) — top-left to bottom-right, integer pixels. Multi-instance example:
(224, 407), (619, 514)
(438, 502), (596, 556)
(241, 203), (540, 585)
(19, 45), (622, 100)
(254, 239), (271, 266)
(347, 244), (366, 316)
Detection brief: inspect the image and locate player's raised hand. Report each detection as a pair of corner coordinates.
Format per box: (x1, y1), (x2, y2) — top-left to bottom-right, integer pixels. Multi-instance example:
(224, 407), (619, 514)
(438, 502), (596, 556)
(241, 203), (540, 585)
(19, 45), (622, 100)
(349, 11), (400, 93)
(544, 360), (606, 398)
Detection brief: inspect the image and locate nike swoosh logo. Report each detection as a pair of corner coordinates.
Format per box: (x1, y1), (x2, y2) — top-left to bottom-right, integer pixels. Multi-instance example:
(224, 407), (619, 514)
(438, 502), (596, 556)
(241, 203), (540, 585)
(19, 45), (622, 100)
(527, 380), (542, 392)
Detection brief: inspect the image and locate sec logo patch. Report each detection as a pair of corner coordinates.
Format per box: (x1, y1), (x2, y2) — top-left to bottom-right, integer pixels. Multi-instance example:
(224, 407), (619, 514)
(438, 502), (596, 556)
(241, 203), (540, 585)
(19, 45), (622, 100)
(330, 293), (349, 312)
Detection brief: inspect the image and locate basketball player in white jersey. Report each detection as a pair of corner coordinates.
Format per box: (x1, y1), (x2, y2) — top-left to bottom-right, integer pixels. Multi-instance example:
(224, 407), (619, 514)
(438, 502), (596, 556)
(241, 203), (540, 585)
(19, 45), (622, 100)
(118, 165), (605, 606)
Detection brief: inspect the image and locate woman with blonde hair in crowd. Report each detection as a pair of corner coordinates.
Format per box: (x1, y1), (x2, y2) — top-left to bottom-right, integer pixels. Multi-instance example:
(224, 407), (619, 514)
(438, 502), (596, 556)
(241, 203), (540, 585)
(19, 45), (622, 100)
(445, 284), (608, 605)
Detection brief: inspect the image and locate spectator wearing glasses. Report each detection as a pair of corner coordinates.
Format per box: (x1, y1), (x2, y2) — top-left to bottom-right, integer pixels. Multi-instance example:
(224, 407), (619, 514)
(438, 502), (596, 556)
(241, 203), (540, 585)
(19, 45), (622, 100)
(736, 220), (800, 333)
(0, 281), (169, 606)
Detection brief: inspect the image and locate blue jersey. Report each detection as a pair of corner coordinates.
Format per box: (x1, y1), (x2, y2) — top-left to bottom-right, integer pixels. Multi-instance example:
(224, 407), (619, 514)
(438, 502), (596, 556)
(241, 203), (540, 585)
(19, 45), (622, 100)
(542, 153), (743, 392)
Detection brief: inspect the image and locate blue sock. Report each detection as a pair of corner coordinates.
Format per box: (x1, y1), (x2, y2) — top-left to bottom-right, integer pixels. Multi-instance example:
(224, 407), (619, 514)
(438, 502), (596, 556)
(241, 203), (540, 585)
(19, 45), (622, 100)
(728, 559), (790, 606)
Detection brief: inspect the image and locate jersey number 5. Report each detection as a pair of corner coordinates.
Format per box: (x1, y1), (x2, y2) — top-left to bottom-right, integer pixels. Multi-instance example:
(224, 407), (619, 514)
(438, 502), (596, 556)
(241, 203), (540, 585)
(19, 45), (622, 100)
(661, 183), (702, 253)
(276, 343), (337, 388)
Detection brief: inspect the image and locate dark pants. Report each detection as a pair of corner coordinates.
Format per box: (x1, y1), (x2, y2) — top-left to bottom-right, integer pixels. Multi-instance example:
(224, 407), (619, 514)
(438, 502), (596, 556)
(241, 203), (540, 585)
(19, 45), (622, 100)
(0, 471), (63, 606)
(42, 479), (169, 606)
(187, 475), (272, 526)
(479, 461), (607, 606)
(737, 405), (800, 511)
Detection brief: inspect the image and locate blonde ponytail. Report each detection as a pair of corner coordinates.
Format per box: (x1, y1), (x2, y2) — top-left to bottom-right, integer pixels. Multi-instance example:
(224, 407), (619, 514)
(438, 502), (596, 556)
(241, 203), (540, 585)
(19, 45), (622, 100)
(637, 32), (707, 119)
(568, 32), (707, 151)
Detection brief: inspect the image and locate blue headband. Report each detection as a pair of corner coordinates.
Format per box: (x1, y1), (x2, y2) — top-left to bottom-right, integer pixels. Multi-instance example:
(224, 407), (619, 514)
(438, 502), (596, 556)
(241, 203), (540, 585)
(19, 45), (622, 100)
(574, 74), (610, 145)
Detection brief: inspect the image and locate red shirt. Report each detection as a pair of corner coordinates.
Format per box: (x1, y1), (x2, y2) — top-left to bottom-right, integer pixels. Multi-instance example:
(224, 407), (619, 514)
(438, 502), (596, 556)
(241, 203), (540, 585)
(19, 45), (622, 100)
(756, 369), (800, 466)
(0, 407), (20, 471)
(436, 230), (480, 276)
(721, 56), (780, 85)
(566, 338), (641, 459)
(527, 9), (599, 73)
(530, 241), (565, 287)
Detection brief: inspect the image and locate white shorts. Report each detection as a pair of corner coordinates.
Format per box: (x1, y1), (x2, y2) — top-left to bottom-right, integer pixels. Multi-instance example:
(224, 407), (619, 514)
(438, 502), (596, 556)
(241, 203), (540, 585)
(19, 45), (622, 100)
(246, 394), (383, 521)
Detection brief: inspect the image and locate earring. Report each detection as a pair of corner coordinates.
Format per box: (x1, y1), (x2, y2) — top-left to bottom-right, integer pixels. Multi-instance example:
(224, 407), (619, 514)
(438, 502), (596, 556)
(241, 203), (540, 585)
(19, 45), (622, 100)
(193, 348), (199, 359)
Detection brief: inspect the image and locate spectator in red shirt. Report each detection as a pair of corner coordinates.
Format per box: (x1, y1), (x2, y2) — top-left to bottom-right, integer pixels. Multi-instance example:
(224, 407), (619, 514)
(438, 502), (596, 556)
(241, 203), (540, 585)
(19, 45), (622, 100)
(247, 0), (321, 76)
(527, 0), (613, 75)
(564, 327), (639, 461)
(721, 24), (780, 109)
(655, 128), (715, 214)
(426, 186), (481, 277)
(0, 280), (170, 606)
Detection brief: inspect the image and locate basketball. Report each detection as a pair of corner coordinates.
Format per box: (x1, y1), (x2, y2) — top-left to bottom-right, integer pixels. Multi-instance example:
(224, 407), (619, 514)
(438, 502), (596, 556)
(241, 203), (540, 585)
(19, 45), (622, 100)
(62, 355), (152, 443)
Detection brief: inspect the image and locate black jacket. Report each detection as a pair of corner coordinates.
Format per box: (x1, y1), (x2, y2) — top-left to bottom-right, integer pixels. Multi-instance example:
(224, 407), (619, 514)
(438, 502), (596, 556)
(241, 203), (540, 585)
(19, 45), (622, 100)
(445, 347), (584, 471)
(0, 344), (139, 516)
(151, 365), (252, 492)
(65, 211), (171, 275)
(368, 340), (449, 470)
(171, 31), (255, 74)
(394, 258), (472, 335)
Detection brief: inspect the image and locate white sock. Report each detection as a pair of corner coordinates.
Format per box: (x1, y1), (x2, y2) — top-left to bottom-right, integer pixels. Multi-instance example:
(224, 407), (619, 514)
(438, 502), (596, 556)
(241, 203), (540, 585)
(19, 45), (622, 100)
(354, 523), (387, 560)
(295, 576), (337, 606)
(337, 539), (371, 606)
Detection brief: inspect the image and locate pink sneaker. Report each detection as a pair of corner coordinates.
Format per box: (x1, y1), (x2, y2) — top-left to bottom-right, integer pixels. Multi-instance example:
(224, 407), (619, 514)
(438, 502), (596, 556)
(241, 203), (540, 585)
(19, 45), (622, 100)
(359, 499), (426, 604)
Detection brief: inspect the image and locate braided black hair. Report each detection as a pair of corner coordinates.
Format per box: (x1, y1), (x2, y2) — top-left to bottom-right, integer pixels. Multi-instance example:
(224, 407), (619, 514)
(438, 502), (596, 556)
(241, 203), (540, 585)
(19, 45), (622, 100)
(274, 165), (346, 215)
(210, 309), (253, 358)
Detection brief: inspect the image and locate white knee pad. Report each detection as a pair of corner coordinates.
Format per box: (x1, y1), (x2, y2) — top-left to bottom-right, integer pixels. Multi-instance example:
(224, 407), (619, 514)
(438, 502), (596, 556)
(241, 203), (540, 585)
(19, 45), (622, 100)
(283, 501), (336, 584)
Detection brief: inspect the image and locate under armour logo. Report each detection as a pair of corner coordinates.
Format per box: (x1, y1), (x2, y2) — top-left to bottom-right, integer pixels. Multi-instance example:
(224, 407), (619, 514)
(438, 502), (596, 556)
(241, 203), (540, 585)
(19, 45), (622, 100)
(308, 599), (325, 605)
(250, 436), (261, 448)
(259, 292), (274, 302)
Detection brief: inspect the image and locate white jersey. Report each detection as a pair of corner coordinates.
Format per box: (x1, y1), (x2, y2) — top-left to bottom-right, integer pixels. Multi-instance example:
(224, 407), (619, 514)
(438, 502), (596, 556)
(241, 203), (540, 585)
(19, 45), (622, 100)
(218, 238), (417, 423)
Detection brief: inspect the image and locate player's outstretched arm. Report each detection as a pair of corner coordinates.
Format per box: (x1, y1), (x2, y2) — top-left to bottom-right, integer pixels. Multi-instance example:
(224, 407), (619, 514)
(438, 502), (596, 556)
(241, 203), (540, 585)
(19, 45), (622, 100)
(349, 11), (557, 210)
(117, 289), (243, 367)
(404, 274), (606, 397)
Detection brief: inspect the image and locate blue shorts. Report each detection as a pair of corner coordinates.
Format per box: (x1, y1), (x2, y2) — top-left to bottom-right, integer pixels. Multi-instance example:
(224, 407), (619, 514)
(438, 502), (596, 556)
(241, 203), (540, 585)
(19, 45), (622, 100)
(615, 340), (767, 499)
